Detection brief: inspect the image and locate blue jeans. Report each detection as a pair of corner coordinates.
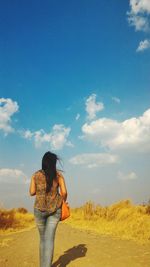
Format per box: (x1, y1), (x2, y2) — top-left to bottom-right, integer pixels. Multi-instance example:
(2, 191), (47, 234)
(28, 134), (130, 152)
(34, 207), (61, 267)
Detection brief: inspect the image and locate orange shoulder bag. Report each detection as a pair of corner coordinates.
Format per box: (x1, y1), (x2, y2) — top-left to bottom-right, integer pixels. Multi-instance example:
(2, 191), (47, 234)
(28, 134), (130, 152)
(60, 200), (70, 221)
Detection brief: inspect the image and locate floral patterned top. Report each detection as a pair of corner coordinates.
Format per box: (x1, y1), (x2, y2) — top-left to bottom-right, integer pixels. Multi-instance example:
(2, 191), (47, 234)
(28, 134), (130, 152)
(33, 169), (63, 213)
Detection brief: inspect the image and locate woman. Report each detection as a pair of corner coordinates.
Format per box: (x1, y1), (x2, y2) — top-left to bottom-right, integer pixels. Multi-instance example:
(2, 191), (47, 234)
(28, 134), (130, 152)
(29, 151), (68, 267)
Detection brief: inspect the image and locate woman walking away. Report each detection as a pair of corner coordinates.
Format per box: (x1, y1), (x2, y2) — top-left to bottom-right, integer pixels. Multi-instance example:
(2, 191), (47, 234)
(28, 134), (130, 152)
(29, 151), (68, 267)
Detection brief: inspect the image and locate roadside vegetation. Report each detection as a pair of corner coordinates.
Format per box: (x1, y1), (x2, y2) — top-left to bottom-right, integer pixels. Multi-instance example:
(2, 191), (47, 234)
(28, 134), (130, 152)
(65, 199), (150, 244)
(0, 207), (34, 234)
(1, 199), (150, 244)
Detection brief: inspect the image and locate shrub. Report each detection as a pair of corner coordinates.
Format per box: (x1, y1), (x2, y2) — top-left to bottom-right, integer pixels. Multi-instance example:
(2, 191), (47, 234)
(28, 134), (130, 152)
(16, 207), (28, 214)
(106, 199), (132, 221)
(146, 205), (150, 215)
(0, 209), (17, 229)
(83, 201), (95, 220)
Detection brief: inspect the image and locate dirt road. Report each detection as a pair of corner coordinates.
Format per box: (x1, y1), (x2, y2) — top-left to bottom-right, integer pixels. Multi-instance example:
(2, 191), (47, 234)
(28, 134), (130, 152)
(0, 222), (150, 267)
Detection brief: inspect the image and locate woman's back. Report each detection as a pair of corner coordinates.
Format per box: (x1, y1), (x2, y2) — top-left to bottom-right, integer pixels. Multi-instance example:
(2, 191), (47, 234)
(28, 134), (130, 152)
(34, 169), (63, 213)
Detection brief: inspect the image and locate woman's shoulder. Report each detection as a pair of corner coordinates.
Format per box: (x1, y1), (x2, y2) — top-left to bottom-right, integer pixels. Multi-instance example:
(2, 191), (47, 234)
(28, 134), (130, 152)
(56, 170), (65, 181)
(56, 169), (63, 176)
(32, 169), (44, 177)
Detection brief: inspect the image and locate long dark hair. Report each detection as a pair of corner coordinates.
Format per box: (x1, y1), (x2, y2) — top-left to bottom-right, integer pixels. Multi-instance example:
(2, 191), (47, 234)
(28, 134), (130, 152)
(42, 151), (63, 193)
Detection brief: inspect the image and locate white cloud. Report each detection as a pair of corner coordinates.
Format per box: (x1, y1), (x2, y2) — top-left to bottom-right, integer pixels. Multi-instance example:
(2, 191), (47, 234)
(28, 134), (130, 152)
(22, 129), (34, 139)
(136, 39), (150, 51)
(118, 170), (138, 181)
(81, 108), (150, 152)
(66, 140), (74, 147)
(112, 96), (121, 103)
(0, 168), (28, 184)
(0, 98), (19, 134)
(129, 0), (150, 14)
(85, 94), (104, 120)
(128, 13), (149, 31)
(69, 153), (120, 168)
(20, 124), (71, 150)
(127, 0), (150, 32)
(75, 113), (80, 120)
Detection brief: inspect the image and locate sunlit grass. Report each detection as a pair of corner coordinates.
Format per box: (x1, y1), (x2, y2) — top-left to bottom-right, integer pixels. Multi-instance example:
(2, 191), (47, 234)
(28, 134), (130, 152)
(0, 207), (34, 234)
(1, 199), (150, 244)
(65, 199), (150, 244)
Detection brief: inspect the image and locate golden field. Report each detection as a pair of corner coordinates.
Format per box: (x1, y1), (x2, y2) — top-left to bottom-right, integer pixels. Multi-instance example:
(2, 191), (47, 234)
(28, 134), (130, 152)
(0, 199), (150, 244)
(65, 199), (150, 244)
(0, 207), (34, 234)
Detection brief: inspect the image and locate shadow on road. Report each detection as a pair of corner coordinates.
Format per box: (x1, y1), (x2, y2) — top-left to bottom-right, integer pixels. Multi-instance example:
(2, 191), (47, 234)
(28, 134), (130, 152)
(52, 243), (87, 267)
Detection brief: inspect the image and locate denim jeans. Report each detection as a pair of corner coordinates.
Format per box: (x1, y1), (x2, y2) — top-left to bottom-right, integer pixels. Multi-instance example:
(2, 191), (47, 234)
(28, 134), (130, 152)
(34, 206), (62, 267)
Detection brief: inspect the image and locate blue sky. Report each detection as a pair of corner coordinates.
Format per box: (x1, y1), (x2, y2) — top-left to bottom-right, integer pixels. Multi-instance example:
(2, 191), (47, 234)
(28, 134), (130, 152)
(0, 0), (150, 211)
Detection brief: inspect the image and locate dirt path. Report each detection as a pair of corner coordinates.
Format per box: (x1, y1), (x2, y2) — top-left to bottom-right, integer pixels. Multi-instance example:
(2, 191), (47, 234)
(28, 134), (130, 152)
(0, 223), (150, 267)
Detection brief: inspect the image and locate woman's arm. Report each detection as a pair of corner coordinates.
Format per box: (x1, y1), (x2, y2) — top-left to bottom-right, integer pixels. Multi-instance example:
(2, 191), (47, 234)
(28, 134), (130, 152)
(29, 174), (36, 196)
(58, 172), (68, 201)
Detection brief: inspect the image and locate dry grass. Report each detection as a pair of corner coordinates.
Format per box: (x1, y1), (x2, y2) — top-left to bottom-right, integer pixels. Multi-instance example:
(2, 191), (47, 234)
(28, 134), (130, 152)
(0, 207), (34, 234)
(1, 200), (150, 244)
(65, 199), (150, 244)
